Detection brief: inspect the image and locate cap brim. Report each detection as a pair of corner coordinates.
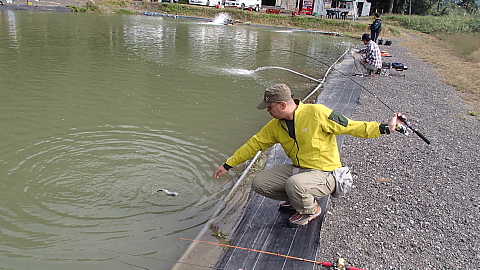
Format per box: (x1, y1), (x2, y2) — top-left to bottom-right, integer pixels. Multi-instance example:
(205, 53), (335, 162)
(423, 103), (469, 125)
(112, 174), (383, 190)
(256, 100), (270, 110)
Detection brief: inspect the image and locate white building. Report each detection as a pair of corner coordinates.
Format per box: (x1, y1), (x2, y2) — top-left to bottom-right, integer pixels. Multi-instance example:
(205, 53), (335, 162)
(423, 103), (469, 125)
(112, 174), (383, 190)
(312, 0), (371, 18)
(272, 0), (371, 18)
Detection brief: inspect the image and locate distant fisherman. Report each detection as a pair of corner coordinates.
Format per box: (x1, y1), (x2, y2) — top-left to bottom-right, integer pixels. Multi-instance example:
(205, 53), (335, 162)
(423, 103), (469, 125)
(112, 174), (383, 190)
(369, 13), (383, 43)
(214, 84), (404, 227)
(352, 33), (382, 77)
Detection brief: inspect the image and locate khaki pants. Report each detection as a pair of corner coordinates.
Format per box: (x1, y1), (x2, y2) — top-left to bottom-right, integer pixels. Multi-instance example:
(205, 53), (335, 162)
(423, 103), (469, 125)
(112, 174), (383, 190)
(252, 164), (336, 215)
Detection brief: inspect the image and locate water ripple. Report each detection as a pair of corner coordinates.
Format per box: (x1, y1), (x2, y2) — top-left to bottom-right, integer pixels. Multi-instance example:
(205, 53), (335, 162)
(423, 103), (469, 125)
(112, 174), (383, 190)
(1, 125), (229, 265)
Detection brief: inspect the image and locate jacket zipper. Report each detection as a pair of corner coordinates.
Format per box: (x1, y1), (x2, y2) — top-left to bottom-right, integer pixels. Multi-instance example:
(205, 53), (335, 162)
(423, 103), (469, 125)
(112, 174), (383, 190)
(281, 120), (301, 167)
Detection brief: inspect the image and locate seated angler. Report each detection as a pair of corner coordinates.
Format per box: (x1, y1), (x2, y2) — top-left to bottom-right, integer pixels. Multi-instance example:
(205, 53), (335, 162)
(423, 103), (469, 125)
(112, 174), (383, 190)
(352, 33), (382, 76)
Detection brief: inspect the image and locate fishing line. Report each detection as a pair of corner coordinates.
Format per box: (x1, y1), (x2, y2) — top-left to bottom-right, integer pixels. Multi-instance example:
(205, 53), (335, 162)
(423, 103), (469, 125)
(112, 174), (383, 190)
(100, 248), (225, 269)
(241, 49), (431, 144)
(120, 260), (151, 270)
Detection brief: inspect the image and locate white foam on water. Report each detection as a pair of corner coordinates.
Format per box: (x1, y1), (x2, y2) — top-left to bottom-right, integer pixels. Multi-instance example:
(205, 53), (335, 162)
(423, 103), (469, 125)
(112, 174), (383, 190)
(220, 68), (255, 75)
(206, 12), (232, 25)
(274, 30), (295, 33)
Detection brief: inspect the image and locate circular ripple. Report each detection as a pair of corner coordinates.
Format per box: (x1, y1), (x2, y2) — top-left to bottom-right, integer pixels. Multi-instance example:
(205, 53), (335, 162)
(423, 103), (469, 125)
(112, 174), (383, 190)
(1, 125), (230, 266)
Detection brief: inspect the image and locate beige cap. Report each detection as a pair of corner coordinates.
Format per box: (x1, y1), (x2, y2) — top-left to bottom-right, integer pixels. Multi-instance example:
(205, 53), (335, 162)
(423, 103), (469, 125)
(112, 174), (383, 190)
(256, 84), (293, 110)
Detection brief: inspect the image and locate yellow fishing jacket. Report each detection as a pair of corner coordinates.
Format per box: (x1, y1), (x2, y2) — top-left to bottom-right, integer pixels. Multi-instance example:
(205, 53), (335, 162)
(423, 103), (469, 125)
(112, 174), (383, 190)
(225, 101), (383, 171)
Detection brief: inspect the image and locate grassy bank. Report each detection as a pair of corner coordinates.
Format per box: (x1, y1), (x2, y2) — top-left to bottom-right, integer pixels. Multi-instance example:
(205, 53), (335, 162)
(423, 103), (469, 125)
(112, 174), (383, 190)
(95, 1), (402, 37)
(381, 14), (479, 109)
(91, 1), (479, 111)
(383, 14), (480, 37)
(402, 32), (479, 109)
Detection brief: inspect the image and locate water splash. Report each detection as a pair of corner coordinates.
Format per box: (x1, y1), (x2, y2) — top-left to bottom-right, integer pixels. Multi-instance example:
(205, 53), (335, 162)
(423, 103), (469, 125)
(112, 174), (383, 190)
(254, 66), (322, 83)
(274, 30), (295, 33)
(211, 12), (232, 25)
(220, 66), (322, 83)
(222, 68), (255, 75)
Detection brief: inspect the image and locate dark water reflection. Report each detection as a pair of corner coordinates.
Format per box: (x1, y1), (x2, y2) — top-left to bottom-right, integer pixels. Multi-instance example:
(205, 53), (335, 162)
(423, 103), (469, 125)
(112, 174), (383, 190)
(0, 10), (352, 269)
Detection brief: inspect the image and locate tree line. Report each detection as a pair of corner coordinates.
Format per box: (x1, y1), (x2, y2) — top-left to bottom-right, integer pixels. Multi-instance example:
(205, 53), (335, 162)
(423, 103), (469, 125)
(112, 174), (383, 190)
(369, 0), (479, 15)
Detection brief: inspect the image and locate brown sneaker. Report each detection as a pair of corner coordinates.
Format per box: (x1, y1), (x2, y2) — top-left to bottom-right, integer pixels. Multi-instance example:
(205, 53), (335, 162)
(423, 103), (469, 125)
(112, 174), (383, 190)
(288, 205), (322, 227)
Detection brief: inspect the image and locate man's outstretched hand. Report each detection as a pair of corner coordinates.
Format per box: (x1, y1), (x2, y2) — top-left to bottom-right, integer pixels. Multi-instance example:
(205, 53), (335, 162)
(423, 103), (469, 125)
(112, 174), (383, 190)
(214, 166), (228, 179)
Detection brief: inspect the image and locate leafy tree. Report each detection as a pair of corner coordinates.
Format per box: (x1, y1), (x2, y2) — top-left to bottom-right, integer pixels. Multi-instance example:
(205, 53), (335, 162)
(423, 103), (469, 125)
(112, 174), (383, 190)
(387, 0), (394, 13)
(458, 0), (480, 13)
(370, 0), (479, 15)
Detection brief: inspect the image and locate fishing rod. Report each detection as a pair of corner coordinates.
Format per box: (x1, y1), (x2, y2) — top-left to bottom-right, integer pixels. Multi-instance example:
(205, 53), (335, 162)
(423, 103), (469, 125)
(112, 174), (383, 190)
(180, 238), (365, 270)
(102, 246), (358, 270)
(241, 49), (431, 145)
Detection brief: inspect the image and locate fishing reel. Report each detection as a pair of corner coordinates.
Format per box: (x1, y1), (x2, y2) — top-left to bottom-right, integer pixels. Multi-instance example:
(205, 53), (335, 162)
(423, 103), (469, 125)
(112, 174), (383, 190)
(335, 257), (347, 270)
(320, 257), (364, 270)
(397, 114), (431, 144)
(395, 123), (409, 136)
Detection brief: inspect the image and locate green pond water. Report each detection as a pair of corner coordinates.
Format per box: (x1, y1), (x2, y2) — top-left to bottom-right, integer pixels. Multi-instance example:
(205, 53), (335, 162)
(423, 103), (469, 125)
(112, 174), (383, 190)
(0, 10), (353, 269)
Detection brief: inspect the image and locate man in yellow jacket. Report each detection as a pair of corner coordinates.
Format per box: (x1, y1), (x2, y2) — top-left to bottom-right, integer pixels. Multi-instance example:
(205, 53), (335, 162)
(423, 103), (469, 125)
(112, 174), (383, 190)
(214, 84), (402, 227)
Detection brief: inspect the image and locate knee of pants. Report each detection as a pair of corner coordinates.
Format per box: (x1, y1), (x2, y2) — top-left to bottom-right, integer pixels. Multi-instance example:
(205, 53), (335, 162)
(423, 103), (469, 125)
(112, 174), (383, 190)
(251, 175), (262, 192)
(251, 173), (270, 196)
(284, 175), (305, 194)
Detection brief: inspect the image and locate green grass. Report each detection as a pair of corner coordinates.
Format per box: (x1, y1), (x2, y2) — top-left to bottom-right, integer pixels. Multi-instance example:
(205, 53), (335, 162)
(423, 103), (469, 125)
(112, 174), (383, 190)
(444, 33), (480, 62)
(101, 0), (130, 7)
(383, 14), (480, 37)
(113, 8), (137, 14)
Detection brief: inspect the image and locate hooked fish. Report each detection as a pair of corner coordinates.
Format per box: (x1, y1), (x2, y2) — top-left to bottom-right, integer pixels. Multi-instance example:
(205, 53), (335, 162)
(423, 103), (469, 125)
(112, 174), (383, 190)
(157, 189), (179, 196)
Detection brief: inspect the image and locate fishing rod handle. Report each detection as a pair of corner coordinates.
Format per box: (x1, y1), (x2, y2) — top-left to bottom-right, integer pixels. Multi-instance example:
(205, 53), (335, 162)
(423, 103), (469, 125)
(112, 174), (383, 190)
(397, 114), (431, 145)
(414, 130), (431, 145)
(320, 262), (333, 267)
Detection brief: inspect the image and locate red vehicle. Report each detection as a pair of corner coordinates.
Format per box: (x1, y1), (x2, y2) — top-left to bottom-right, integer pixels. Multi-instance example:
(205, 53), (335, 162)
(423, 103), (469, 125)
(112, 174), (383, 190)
(301, 0), (313, 15)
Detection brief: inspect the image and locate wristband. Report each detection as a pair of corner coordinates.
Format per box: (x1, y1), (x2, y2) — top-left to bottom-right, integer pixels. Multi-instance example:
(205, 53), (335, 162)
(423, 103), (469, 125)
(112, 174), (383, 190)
(379, 123), (390, 134)
(223, 163), (233, 171)
(385, 125), (390, 134)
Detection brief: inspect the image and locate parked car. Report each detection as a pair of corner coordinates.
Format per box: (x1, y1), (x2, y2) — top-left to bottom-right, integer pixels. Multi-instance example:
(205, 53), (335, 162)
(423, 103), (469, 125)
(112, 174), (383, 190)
(189, 0), (221, 6)
(224, 0), (260, 10)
